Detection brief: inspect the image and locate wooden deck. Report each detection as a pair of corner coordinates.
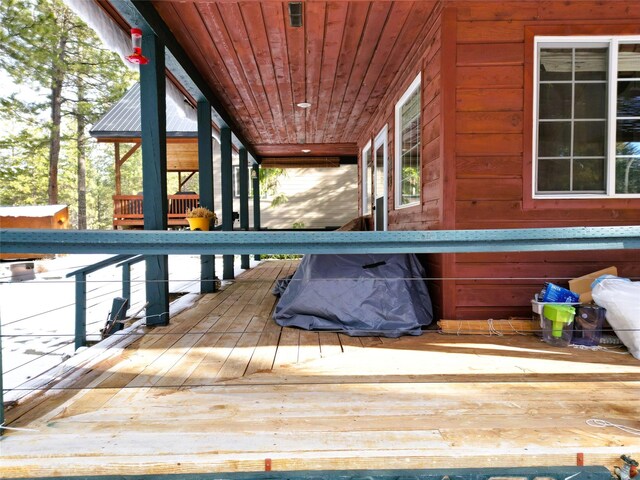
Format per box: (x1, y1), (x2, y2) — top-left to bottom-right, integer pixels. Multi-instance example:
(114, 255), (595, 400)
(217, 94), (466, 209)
(2, 260), (639, 477)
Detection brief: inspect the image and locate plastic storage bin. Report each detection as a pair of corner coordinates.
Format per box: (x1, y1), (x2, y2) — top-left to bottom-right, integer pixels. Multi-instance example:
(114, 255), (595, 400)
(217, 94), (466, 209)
(572, 305), (606, 346)
(542, 304), (575, 346)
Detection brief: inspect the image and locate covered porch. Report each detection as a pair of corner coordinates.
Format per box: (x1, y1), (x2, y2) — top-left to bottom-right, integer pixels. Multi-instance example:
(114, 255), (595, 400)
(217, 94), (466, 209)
(2, 260), (639, 476)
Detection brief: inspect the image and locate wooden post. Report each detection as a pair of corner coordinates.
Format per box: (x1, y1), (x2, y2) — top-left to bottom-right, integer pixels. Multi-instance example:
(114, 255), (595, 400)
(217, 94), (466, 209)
(252, 163), (261, 261)
(239, 147), (250, 269)
(221, 126), (234, 280)
(115, 142), (121, 196)
(198, 100), (216, 292)
(140, 32), (169, 326)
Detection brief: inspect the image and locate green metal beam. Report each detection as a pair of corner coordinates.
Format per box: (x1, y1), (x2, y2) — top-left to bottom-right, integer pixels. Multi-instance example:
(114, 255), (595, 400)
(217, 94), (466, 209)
(239, 147), (250, 269)
(1, 226), (638, 256)
(197, 100), (216, 293)
(140, 32), (169, 326)
(221, 127), (234, 280)
(252, 163), (261, 261)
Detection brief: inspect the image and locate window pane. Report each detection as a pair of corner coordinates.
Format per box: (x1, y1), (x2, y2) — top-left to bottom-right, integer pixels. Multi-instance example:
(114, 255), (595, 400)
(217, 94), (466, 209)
(575, 48), (608, 81)
(573, 158), (605, 191)
(618, 43), (640, 79)
(616, 120), (640, 153)
(375, 144), (384, 199)
(538, 122), (571, 157)
(617, 81), (640, 117)
(540, 83), (572, 119)
(574, 121), (606, 156)
(363, 149), (371, 214)
(615, 157), (640, 194)
(575, 83), (607, 119)
(399, 86), (420, 205)
(540, 49), (572, 81)
(538, 158), (570, 191)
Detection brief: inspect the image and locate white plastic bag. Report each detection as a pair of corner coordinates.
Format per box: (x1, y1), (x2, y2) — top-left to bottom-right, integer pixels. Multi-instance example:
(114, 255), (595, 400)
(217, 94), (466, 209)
(592, 278), (640, 359)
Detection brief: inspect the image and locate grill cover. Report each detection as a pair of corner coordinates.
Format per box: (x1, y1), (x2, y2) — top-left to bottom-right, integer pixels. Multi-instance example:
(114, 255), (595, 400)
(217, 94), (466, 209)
(273, 254), (433, 337)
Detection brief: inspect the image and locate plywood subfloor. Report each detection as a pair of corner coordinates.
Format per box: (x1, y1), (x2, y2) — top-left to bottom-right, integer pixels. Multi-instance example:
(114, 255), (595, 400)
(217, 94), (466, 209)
(1, 260), (639, 477)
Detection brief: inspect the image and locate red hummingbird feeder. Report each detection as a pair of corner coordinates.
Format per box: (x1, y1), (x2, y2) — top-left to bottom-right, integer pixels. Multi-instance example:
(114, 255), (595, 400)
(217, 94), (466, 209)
(126, 28), (149, 65)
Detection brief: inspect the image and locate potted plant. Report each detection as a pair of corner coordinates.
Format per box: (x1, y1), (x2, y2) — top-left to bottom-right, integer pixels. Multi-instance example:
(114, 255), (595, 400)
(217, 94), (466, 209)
(185, 206), (217, 231)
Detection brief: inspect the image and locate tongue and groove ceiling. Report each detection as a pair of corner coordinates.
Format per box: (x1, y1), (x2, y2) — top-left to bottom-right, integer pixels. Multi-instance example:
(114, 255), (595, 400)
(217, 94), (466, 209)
(149, 1), (437, 158)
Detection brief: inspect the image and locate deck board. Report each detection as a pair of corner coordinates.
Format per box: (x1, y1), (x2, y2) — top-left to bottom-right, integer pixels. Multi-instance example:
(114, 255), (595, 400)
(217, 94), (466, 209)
(2, 260), (639, 477)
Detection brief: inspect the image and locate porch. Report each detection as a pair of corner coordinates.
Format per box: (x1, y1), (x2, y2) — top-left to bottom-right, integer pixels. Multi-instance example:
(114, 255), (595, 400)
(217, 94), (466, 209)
(113, 193), (199, 229)
(2, 260), (639, 477)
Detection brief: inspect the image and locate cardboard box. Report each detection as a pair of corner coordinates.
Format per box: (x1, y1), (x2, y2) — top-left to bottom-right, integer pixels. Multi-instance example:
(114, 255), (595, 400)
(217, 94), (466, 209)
(569, 266), (617, 303)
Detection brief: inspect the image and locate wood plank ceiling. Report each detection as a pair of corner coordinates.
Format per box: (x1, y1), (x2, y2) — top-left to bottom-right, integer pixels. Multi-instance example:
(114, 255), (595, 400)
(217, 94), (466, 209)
(151, 1), (437, 158)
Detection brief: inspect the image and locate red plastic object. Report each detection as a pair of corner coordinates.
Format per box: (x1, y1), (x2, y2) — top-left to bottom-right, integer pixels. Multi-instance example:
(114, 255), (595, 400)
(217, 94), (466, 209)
(126, 28), (149, 65)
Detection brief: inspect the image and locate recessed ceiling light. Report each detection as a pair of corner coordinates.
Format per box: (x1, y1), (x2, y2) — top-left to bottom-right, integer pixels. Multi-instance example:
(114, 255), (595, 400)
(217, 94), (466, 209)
(296, 102), (311, 109)
(301, 149), (311, 153)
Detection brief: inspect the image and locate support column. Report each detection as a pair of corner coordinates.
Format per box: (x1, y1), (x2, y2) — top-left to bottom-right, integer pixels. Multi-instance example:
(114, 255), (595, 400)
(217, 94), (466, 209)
(198, 100), (216, 293)
(140, 32), (169, 326)
(239, 147), (249, 269)
(221, 126), (234, 280)
(252, 163), (261, 261)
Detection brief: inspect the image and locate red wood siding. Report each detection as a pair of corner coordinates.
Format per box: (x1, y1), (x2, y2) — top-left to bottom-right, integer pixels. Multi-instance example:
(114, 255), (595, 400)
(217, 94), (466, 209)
(360, 1), (640, 321)
(452, 0), (640, 320)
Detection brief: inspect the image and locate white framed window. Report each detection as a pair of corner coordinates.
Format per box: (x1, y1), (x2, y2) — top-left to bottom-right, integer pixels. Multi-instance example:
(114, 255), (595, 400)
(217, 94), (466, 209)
(533, 36), (640, 198)
(362, 141), (372, 215)
(395, 73), (421, 208)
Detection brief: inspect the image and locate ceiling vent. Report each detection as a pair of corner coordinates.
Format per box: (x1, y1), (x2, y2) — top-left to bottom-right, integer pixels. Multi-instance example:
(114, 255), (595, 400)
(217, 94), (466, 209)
(288, 2), (303, 27)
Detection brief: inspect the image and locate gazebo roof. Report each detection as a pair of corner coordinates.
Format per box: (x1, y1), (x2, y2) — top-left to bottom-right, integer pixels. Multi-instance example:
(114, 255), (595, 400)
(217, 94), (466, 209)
(90, 83), (197, 140)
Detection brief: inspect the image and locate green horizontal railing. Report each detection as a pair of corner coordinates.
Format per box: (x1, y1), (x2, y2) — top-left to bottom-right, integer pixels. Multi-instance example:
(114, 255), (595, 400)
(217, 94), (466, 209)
(1, 465), (615, 480)
(1, 225), (639, 255)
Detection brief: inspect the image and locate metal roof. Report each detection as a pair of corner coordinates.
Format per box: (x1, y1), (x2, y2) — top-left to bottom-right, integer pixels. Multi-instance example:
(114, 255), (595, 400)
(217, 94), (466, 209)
(0, 204), (68, 218)
(90, 83), (197, 139)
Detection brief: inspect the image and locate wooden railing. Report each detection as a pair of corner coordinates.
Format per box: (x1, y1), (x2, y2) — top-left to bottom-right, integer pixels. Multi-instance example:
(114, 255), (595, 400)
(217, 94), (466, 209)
(113, 194), (200, 228)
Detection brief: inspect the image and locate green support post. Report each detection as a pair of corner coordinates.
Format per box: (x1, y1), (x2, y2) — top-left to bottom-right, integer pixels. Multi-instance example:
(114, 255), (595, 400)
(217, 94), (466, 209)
(75, 272), (87, 349)
(239, 148), (250, 269)
(198, 100), (216, 292)
(252, 163), (261, 261)
(140, 32), (169, 326)
(221, 126), (234, 280)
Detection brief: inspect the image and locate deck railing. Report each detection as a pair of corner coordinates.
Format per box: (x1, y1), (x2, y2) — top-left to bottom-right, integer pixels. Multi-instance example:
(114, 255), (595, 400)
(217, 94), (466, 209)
(113, 194), (200, 228)
(1, 225), (639, 432)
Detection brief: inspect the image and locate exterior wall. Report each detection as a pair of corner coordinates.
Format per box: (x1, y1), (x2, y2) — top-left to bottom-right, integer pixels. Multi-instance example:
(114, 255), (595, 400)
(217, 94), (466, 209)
(0, 205), (69, 260)
(359, 1), (640, 321)
(450, 0), (640, 320)
(212, 159), (358, 230)
(357, 2), (450, 321)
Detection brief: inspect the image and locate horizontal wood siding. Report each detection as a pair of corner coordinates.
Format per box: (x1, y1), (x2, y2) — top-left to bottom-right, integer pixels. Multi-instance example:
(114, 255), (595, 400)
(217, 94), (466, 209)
(451, 0), (640, 319)
(355, 4), (447, 320)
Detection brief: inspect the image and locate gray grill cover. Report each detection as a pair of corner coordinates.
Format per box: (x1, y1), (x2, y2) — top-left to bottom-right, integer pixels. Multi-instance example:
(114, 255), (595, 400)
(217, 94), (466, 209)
(273, 254), (433, 337)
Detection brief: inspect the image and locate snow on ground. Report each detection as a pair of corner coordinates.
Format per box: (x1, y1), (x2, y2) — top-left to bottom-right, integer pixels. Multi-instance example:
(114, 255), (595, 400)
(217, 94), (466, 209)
(1, 254), (258, 393)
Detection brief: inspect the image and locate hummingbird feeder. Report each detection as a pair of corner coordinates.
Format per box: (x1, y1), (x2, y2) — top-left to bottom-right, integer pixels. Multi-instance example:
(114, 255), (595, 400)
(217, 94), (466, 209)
(126, 28), (149, 65)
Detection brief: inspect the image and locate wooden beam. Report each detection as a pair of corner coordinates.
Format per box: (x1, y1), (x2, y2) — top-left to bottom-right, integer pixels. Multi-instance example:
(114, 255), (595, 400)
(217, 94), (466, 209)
(198, 99), (216, 293)
(140, 32), (169, 326)
(117, 142), (141, 168)
(114, 143), (121, 196)
(253, 143), (358, 157)
(239, 147), (249, 269)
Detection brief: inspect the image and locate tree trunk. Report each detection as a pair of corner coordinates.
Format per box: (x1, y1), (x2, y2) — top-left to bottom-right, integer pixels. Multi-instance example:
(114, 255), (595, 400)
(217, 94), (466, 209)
(47, 30), (68, 205)
(76, 75), (87, 229)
